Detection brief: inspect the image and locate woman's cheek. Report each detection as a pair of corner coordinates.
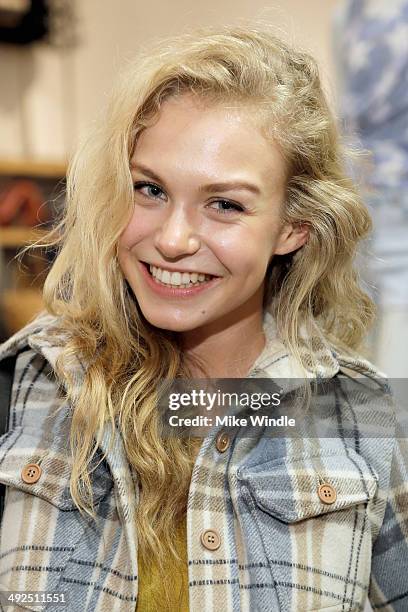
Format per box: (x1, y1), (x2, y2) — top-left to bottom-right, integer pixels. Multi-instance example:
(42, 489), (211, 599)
(119, 212), (150, 249)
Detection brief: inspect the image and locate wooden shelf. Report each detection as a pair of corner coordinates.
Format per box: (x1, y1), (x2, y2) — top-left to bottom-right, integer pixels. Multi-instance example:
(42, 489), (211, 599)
(0, 226), (49, 248)
(0, 158), (67, 178)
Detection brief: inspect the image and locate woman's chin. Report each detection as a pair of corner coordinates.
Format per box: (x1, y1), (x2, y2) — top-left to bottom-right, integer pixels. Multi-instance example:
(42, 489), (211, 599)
(141, 311), (201, 333)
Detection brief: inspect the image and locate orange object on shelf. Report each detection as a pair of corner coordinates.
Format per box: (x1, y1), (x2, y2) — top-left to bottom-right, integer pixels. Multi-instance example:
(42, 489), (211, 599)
(0, 179), (49, 226)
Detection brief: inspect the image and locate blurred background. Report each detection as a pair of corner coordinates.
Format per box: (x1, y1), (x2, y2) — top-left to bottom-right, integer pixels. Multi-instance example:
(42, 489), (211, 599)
(0, 0), (407, 392)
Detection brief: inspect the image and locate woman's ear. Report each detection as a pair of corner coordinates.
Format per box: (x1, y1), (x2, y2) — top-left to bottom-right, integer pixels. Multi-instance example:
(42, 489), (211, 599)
(274, 222), (309, 256)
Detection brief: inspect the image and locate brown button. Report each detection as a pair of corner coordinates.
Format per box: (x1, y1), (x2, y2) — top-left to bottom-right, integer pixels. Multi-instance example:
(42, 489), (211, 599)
(21, 463), (42, 484)
(200, 529), (221, 551)
(318, 483), (337, 504)
(215, 432), (230, 453)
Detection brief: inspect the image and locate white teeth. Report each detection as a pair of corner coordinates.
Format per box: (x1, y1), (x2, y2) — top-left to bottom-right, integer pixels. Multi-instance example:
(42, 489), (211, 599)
(161, 270), (171, 284)
(147, 263), (214, 287)
(170, 271), (181, 285)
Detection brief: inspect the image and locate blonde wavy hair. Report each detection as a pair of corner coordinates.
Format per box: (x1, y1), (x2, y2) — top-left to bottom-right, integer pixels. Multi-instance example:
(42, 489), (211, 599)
(39, 25), (375, 571)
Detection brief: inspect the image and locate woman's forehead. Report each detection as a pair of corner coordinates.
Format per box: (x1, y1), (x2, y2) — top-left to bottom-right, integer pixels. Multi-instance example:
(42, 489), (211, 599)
(131, 94), (287, 188)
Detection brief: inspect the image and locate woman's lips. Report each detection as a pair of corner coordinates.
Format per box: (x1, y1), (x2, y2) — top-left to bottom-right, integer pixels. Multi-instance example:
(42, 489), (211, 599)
(138, 261), (222, 298)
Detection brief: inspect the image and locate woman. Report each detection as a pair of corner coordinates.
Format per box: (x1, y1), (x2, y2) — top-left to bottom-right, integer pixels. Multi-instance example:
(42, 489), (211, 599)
(0, 26), (406, 612)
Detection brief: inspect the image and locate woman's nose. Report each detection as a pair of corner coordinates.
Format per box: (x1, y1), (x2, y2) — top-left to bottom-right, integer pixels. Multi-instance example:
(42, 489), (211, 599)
(154, 207), (201, 258)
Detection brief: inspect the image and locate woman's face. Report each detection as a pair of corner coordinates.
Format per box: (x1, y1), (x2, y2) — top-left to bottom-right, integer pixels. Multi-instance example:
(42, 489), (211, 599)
(118, 94), (306, 333)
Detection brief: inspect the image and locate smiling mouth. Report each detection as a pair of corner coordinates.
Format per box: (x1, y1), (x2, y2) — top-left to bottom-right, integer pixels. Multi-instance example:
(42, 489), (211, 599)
(142, 262), (217, 288)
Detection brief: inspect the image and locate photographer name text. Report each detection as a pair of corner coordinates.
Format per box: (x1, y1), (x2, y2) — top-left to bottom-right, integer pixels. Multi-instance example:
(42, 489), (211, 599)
(167, 414), (296, 427)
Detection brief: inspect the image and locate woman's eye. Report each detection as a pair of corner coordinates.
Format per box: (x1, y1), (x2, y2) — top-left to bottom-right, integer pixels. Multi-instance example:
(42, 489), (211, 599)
(209, 200), (245, 214)
(133, 182), (166, 201)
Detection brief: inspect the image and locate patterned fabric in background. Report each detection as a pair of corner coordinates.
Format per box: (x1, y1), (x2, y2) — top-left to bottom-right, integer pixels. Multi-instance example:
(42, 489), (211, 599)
(334, 0), (408, 307)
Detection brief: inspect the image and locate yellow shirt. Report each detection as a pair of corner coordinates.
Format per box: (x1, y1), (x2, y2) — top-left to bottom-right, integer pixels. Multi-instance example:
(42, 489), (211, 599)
(135, 519), (189, 612)
(136, 440), (202, 611)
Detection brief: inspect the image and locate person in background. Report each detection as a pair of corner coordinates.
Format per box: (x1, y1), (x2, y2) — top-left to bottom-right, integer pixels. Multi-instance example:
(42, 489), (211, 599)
(334, 0), (408, 378)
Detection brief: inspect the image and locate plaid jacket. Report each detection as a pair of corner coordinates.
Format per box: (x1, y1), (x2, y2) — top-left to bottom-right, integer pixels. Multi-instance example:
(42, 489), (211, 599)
(0, 313), (407, 612)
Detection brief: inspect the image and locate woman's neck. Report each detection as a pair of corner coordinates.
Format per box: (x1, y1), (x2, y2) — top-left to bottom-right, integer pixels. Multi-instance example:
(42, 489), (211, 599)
(181, 309), (266, 378)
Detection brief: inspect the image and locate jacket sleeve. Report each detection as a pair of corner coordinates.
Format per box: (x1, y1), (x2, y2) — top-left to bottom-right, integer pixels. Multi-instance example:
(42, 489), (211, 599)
(368, 434), (408, 610)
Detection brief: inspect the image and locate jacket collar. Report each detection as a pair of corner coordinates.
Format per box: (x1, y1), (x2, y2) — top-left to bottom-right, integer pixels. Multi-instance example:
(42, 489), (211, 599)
(0, 310), (341, 386)
(0, 312), (68, 367)
(0, 312), (86, 401)
(250, 311), (340, 381)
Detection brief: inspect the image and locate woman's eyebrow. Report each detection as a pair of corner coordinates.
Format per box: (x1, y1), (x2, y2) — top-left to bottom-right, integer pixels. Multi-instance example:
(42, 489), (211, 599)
(130, 162), (261, 195)
(130, 163), (164, 183)
(199, 181), (261, 195)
